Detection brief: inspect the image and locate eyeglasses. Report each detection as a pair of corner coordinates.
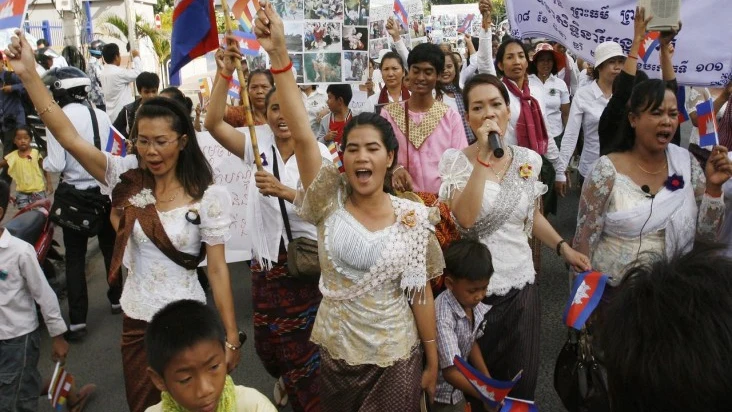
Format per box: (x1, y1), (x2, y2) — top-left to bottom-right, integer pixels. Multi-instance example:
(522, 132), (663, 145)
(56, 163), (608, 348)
(134, 137), (180, 150)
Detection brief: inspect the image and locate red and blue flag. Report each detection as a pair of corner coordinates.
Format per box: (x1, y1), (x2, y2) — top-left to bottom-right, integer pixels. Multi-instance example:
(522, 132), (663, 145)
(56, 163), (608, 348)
(676, 86), (690, 123)
(170, 0), (219, 77)
(453, 356), (522, 408)
(106, 125), (127, 156)
(232, 30), (262, 56)
(228, 78), (241, 99)
(501, 397), (538, 412)
(393, 0), (408, 30)
(697, 98), (720, 148)
(0, 0), (27, 30)
(328, 142), (345, 173)
(638, 31), (660, 63)
(231, 0), (258, 32)
(457, 14), (475, 34)
(563, 271), (609, 330)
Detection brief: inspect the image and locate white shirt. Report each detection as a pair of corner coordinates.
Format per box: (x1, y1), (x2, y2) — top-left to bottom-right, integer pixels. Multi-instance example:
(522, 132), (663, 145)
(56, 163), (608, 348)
(100, 56), (143, 121)
(556, 81), (610, 180)
(505, 77), (560, 164)
(43, 103), (114, 189)
(529, 74), (570, 138)
(0, 229), (67, 340)
(301, 88), (328, 134)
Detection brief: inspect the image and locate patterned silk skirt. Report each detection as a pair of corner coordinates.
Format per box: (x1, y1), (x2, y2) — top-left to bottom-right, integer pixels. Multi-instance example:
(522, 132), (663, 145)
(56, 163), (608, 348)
(251, 249), (323, 412)
(121, 316), (160, 412)
(319, 345), (424, 412)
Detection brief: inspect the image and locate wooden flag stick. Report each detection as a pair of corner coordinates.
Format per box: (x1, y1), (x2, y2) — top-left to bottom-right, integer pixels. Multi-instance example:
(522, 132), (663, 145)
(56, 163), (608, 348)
(220, 0), (263, 171)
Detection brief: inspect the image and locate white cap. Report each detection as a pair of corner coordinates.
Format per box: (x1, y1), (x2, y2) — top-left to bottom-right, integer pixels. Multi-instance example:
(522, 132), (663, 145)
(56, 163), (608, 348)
(594, 41), (625, 67)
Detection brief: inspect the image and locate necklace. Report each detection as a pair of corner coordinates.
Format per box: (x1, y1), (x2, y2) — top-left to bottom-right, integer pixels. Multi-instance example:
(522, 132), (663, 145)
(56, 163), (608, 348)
(156, 187), (182, 203)
(486, 150), (513, 181)
(636, 159), (667, 175)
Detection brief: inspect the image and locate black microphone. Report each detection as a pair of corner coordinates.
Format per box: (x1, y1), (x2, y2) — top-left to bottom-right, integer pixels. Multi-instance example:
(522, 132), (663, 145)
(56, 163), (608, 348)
(488, 132), (504, 158)
(641, 185), (655, 199)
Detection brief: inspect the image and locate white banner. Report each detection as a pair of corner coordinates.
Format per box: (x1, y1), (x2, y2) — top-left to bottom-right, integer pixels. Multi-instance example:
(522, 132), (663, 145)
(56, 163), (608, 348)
(505, 0), (732, 86)
(196, 126), (274, 263)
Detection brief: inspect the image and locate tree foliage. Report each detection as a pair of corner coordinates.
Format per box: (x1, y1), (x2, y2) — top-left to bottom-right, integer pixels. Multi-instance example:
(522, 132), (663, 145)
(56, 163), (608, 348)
(101, 14), (171, 62)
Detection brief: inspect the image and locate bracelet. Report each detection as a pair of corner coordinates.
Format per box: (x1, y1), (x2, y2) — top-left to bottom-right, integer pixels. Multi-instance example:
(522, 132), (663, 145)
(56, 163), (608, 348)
(556, 239), (567, 256)
(393, 165), (405, 173)
(270, 60), (293, 75)
(36, 101), (57, 116)
(220, 72), (233, 81)
(224, 340), (240, 351)
(422, 339), (436, 344)
(627, 55), (639, 60)
(476, 157), (491, 168)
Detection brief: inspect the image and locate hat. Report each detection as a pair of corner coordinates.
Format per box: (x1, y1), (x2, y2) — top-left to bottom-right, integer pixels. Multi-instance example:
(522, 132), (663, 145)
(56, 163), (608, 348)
(531, 42), (562, 63)
(594, 41), (625, 67)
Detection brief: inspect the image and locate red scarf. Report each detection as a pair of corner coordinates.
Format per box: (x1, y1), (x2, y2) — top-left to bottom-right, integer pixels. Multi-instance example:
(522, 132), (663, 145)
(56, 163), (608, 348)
(378, 85), (411, 106)
(502, 77), (549, 155)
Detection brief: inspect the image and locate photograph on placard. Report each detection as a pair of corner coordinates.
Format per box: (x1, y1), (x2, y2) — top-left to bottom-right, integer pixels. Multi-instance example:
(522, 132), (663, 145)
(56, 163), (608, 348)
(343, 51), (369, 81)
(304, 0), (344, 20)
(343, 26), (368, 51)
(304, 52), (342, 83)
(304, 22), (342, 51)
(410, 15), (426, 37)
(370, 20), (387, 39)
(290, 53), (304, 83)
(285, 22), (304, 52)
(369, 38), (389, 59)
(411, 37), (427, 48)
(272, 0), (304, 20)
(345, 0), (369, 25)
(247, 54), (268, 71)
(443, 25), (457, 39)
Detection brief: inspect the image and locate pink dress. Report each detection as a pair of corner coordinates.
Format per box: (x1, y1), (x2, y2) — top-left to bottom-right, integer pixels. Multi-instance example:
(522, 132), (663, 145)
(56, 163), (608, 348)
(381, 103), (467, 194)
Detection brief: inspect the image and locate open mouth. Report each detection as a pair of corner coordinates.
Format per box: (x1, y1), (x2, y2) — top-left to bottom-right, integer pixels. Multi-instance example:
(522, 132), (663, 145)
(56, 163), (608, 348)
(355, 169), (372, 183)
(656, 131), (672, 143)
(277, 121), (289, 132)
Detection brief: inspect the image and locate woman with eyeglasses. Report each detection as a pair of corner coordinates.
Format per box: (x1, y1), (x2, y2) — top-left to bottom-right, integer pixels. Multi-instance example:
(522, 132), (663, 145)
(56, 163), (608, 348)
(4, 31), (241, 412)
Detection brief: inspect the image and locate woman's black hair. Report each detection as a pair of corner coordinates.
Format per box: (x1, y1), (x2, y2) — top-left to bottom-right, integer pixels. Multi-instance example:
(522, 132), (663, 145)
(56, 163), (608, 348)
(528, 50), (558, 76)
(462, 74), (510, 112)
(159, 86), (193, 113)
(407, 42), (445, 74)
(340, 112), (399, 194)
(605, 79), (675, 154)
(247, 69), (274, 89)
(379, 51), (405, 71)
(131, 96), (213, 199)
(495, 38), (529, 77)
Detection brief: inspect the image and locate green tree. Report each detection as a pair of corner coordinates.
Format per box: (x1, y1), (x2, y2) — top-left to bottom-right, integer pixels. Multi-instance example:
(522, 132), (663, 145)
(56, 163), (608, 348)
(102, 14), (171, 75)
(153, 0), (173, 15)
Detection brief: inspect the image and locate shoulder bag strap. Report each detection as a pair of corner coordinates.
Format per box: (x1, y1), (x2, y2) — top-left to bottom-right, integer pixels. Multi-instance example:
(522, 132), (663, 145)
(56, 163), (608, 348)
(271, 146), (293, 242)
(86, 104), (101, 150)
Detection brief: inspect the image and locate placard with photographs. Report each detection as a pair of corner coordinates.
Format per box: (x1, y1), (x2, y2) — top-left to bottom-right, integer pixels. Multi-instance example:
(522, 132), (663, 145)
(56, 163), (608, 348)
(228, 0), (370, 84)
(368, 0), (426, 56)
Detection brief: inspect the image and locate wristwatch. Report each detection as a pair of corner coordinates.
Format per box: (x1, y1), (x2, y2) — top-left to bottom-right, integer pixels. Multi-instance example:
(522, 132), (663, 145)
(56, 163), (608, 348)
(225, 331), (247, 351)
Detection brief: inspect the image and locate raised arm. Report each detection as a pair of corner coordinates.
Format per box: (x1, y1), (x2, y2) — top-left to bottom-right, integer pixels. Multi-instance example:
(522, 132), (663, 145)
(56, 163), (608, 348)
(4, 30), (107, 182)
(204, 44), (247, 158)
(254, 1), (322, 189)
(475, 0), (496, 76)
(386, 18), (410, 65)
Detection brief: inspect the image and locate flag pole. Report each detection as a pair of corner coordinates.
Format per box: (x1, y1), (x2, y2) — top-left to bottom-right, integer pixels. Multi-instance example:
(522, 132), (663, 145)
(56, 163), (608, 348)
(220, 0), (263, 172)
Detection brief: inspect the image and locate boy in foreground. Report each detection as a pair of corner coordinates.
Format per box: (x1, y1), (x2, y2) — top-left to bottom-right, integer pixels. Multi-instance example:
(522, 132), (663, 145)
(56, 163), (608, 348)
(145, 300), (276, 412)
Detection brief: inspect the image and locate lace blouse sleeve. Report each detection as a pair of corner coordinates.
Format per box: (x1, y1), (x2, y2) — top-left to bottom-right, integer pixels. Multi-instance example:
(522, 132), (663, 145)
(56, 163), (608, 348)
(425, 233), (446, 281)
(438, 148), (472, 202)
(690, 155), (725, 239)
(294, 160), (344, 225)
(101, 152), (138, 196)
(573, 156), (616, 258)
(199, 185), (233, 245)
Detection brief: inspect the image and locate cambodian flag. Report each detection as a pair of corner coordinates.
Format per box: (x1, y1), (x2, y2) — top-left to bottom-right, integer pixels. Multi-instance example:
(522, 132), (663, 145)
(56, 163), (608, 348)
(228, 78), (241, 99)
(105, 125), (127, 156)
(453, 355), (522, 408)
(170, 0), (219, 77)
(501, 397), (538, 412)
(393, 0), (408, 30)
(457, 14), (475, 34)
(638, 31), (661, 63)
(328, 142), (345, 173)
(49, 362), (74, 411)
(697, 98), (720, 148)
(677, 86), (690, 123)
(230, 0), (258, 32)
(232, 30), (262, 56)
(0, 0), (27, 30)
(563, 271), (609, 330)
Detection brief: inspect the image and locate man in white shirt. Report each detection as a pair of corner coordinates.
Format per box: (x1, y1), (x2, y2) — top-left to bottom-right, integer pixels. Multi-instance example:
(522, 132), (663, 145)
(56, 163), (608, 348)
(300, 85), (328, 135)
(100, 43), (142, 121)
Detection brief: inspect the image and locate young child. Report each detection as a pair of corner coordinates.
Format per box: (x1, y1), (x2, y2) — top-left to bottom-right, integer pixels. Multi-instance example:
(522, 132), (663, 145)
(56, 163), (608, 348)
(315, 84), (353, 146)
(0, 126), (53, 208)
(0, 180), (68, 411)
(434, 239), (494, 412)
(145, 300), (277, 412)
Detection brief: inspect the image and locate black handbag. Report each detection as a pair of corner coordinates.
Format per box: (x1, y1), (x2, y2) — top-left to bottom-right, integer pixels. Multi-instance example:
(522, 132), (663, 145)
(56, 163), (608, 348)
(272, 146), (321, 281)
(554, 328), (610, 412)
(50, 105), (111, 236)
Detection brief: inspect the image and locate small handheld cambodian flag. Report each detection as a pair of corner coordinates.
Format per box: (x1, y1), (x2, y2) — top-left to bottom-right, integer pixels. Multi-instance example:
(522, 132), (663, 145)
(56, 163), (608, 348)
(563, 271), (609, 330)
(106, 125), (127, 156)
(676, 86), (690, 123)
(501, 397), (538, 412)
(453, 356), (522, 408)
(49, 362), (74, 411)
(457, 14), (475, 34)
(638, 31), (661, 63)
(228, 78), (241, 99)
(0, 0), (28, 30)
(328, 142), (345, 173)
(697, 98), (720, 148)
(393, 0), (409, 30)
(232, 30), (262, 56)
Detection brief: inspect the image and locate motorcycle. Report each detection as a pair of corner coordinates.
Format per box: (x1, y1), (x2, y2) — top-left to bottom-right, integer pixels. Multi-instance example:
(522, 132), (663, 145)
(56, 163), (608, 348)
(4, 198), (64, 295)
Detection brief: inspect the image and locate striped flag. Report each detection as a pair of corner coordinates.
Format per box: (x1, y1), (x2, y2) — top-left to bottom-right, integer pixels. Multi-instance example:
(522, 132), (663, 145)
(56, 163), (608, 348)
(457, 14), (475, 34)
(232, 30), (263, 56)
(453, 356), (522, 408)
(563, 271), (609, 330)
(170, 0), (219, 76)
(638, 31), (661, 63)
(228, 78), (241, 99)
(105, 125), (127, 156)
(48, 362), (74, 411)
(230, 0), (258, 32)
(0, 0), (27, 30)
(697, 98), (720, 148)
(501, 397), (538, 412)
(393, 0), (408, 30)
(328, 142), (345, 173)
(676, 86), (690, 123)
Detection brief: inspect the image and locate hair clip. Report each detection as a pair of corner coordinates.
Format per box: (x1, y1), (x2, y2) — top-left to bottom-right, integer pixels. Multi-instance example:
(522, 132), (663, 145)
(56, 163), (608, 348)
(185, 208), (201, 225)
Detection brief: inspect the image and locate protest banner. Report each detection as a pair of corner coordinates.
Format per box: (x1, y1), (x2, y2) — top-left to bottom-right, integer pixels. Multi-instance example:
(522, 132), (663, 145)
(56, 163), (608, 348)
(505, 0), (731, 86)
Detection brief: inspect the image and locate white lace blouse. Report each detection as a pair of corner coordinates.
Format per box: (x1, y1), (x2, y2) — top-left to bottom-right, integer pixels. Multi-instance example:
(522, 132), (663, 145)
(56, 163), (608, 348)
(102, 154), (233, 321)
(439, 147), (547, 296)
